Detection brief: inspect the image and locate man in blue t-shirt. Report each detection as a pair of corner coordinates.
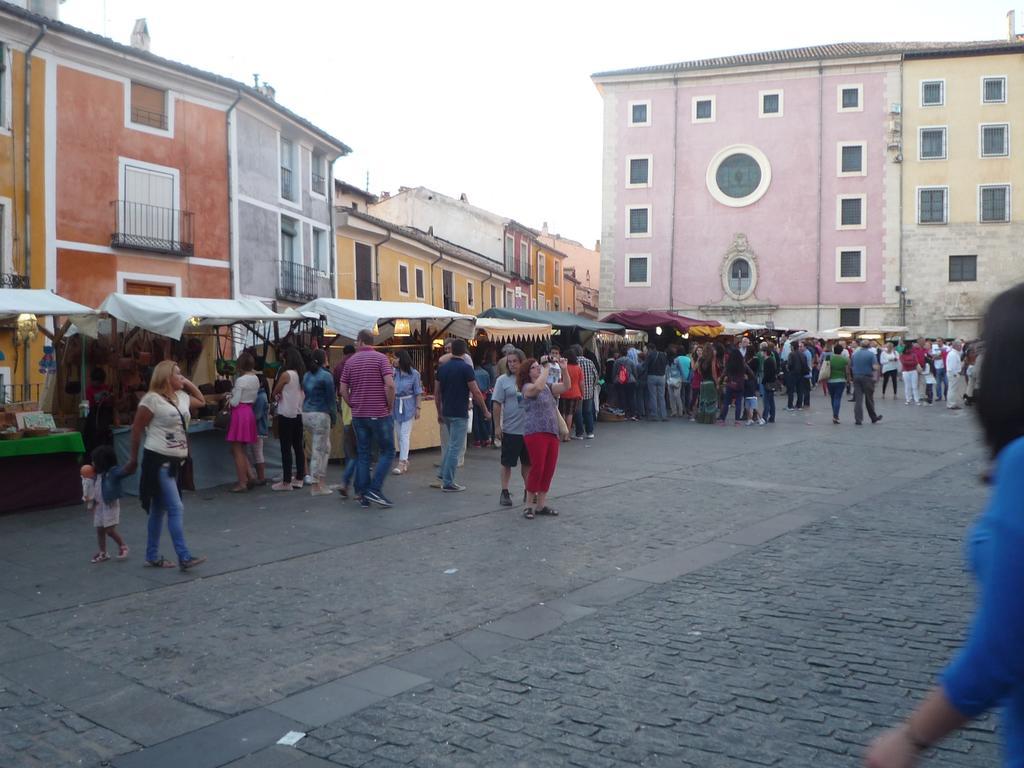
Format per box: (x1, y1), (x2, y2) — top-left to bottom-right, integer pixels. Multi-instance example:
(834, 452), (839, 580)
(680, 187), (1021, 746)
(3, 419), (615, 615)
(434, 339), (490, 492)
(850, 339), (882, 426)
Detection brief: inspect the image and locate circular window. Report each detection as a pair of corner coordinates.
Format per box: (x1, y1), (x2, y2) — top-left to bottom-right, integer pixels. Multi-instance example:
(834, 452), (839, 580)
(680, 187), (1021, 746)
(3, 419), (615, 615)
(706, 145), (772, 207)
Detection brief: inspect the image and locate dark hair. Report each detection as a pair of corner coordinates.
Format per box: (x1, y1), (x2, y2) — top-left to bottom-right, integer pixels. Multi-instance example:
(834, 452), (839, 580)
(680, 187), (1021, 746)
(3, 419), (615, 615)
(396, 350), (413, 374)
(978, 284), (1024, 457)
(517, 357), (538, 391)
(565, 350), (578, 365)
(282, 348), (305, 375)
(237, 351), (255, 373)
(549, 344), (560, 353)
(91, 445), (117, 475)
(451, 338), (468, 358)
(357, 329), (375, 345)
(311, 349), (327, 369)
(90, 367), (106, 384)
(343, 344), (356, 355)
(725, 347), (745, 378)
(833, 344), (843, 355)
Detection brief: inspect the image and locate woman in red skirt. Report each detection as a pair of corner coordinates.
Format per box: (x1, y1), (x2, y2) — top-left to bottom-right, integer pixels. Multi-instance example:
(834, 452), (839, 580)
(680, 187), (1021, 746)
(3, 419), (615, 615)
(518, 354), (569, 519)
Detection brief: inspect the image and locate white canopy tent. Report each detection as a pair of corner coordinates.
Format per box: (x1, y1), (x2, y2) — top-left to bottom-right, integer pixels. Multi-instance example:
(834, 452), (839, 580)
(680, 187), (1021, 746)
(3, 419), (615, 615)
(297, 298), (476, 342)
(719, 321), (768, 335)
(820, 325), (910, 340)
(474, 317), (552, 344)
(0, 289), (96, 322)
(97, 294), (302, 340)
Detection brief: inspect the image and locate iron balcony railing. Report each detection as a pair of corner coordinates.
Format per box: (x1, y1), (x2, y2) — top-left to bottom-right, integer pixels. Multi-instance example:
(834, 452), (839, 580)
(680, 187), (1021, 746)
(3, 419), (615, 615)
(111, 200), (194, 256)
(278, 261), (332, 302)
(0, 383), (42, 405)
(443, 297), (460, 312)
(280, 167), (294, 199)
(355, 280), (380, 301)
(311, 172), (326, 196)
(130, 106), (169, 130)
(0, 273), (28, 288)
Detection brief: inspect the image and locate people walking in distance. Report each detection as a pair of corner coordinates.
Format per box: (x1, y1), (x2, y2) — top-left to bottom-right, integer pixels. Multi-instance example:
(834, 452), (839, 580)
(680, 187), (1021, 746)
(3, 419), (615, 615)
(945, 340), (964, 409)
(932, 339), (948, 402)
(613, 349), (638, 420)
(391, 350), (422, 475)
(472, 356), (493, 448)
(824, 344), (850, 424)
(879, 342), (900, 399)
(559, 350), (583, 440)
(760, 342), (778, 423)
(901, 341), (922, 405)
(492, 349), (531, 507)
(302, 349), (337, 497)
(718, 345), (747, 424)
(851, 339), (883, 426)
(271, 348), (307, 491)
(574, 347), (599, 438)
(339, 329), (396, 508)
(434, 338), (490, 493)
(643, 342), (668, 422)
(519, 354), (569, 519)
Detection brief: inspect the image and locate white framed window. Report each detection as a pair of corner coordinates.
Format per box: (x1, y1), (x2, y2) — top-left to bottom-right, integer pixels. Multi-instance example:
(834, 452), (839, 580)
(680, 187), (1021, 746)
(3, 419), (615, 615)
(978, 184), (1010, 223)
(505, 289), (512, 308)
(625, 254), (651, 286)
(628, 100), (651, 127)
(310, 150), (327, 198)
(916, 186), (948, 224)
(125, 80), (174, 138)
(982, 76), (1007, 104)
(838, 84), (863, 112)
(279, 136), (300, 205)
(706, 144), (772, 208)
(626, 155), (652, 188)
(626, 205), (651, 237)
(759, 90), (783, 118)
(920, 79), (944, 107)
(398, 263), (409, 295)
(414, 266), (425, 299)
(980, 123), (1009, 157)
(691, 96), (715, 123)
(117, 157), (181, 250)
(724, 257), (755, 298)
(519, 240), (529, 278)
(538, 252), (546, 284)
(537, 289), (545, 309)
(837, 142), (867, 176)
(835, 247), (866, 282)
(554, 264), (560, 287)
(280, 215), (301, 262)
(949, 255), (977, 282)
(919, 126), (947, 160)
(0, 196), (13, 274)
(311, 226), (327, 272)
(0, 44), (11, 133)
(836, 195), (866, 230)
(466, 280), (474, 308)
(504, 235), (514, 272)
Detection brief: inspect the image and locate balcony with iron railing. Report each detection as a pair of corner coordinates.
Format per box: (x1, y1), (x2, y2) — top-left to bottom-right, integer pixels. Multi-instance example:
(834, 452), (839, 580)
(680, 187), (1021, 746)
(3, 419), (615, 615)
(130, 106), (168, 131)
(278, 261), (332, 302)
(311, 172), (326, 196)
(281, 167), (294, 200)
(111, 200), (194, 256)
(0, 273), (28, 288)
(355, 280), (380, 301)
(443, 297), (460, 313)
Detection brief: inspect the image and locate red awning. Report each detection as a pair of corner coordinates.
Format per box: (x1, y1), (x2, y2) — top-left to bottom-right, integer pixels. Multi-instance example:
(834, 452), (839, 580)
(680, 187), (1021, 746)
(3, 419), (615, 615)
(600, 310), (722, 337)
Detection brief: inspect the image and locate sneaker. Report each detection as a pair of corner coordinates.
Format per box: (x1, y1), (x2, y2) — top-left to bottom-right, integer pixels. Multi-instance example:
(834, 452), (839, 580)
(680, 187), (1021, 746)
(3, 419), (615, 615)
(758, 418), (766, 425)
(271, 481), (293, 492)
(303, 475), (314, 485)
(429, 478), (443, 489)
(745, 419), (754, 426)
(585, 433), (595, 439)
(311, 488), (333, 497)
(337, 485), (349, 498)
(179, 555), (207, 572)
(872, 415), (883, 424)
(442, 483), (466, 492)
(358, 497), (370, 509)
(500, 489), (513, 506)
(363, 490), (393, 508)
(291, 480), (304, 489)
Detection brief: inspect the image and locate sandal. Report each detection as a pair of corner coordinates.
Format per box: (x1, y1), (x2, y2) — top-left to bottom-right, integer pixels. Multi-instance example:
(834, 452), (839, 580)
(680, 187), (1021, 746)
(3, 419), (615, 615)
(144, 557), (177, 569)
(523, 508), (535, 520)
(91, 551), (110, 564)
(117, 545), (130, 560)
(536, 507), (560, 516)
(230, 486), (248, 493)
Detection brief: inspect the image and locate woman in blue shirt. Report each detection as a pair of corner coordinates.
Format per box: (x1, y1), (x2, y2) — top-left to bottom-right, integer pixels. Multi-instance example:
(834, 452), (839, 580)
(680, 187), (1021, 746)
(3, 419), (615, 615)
(391, 350), (422, 475)
(867, 284), (1024, 767)
(302, 349), (337, 497)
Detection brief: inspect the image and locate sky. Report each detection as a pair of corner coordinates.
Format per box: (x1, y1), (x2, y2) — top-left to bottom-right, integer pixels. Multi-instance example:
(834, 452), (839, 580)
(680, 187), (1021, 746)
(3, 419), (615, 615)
(61, 0), (1016, 247)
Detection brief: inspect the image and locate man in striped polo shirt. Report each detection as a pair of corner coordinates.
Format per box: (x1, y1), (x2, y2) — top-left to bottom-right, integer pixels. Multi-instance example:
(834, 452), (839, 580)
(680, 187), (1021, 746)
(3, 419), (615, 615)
(339, 329), (396, 508)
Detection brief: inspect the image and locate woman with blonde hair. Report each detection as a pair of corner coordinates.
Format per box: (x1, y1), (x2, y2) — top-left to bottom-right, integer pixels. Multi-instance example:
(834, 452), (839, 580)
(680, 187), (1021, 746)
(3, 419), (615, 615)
(123, 361), (206, 572)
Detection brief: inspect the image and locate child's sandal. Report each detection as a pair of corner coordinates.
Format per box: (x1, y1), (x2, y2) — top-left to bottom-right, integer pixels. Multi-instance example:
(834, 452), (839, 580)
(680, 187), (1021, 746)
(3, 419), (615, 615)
(91, 552), (109, 563)
(117, 546), (130, 560)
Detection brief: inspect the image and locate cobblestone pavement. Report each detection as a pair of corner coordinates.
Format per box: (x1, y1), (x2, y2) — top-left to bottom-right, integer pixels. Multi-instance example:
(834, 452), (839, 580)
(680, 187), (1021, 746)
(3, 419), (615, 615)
(0, 394), (998, 766)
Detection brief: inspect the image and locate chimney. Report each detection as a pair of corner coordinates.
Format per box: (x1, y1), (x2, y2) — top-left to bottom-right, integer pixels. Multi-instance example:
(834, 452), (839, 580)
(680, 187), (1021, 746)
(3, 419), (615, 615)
(459, 193), (469, 203)
(1010, 10), (1017, 41)
(594, 240), (601, 252)
(259, 83), (276, 101)
(379, 191), (390, 200)
(130, 18), (150, 51)
(28, 0), (59, 20)
(541, 221), (549, 236)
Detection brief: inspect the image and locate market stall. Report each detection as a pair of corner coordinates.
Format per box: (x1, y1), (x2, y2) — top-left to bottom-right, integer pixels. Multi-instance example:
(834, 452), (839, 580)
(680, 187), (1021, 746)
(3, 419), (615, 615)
(0, 289), (96, 513)
(479, 308), (624, 347)
(599, 310), (723, 345)
(297, 298), (478, 452)
(96, 294), (302, 494)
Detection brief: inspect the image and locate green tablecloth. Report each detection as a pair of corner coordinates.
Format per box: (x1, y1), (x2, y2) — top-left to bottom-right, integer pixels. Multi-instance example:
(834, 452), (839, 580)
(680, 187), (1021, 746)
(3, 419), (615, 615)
(0, 432), (85, 458)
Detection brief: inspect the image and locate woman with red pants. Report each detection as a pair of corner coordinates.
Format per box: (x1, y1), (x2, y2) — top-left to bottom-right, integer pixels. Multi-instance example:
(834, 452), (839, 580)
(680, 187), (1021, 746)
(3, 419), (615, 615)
(517, 355), (569, 519)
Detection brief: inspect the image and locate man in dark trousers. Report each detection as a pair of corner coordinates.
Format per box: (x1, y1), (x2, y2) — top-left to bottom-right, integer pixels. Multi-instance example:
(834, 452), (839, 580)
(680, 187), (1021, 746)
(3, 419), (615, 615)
(434, 339), (490, 492)
(644, 342), (668, 421)
(851, 339), (883, 425)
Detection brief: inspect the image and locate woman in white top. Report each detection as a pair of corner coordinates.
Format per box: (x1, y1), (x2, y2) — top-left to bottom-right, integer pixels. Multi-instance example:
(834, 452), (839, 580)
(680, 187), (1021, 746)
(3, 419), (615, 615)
(271, 348), (306, 491)
(226, 352), (259, 492)
(123, 361), (206, 572)
(879, 342), (900, 399)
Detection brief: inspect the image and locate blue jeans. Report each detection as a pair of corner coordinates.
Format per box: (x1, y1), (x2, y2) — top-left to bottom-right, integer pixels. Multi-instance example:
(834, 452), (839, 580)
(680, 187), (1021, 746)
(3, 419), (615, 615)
(575, 398), (595, 436)
(472, 402), (491, 443)
(719, 386), (743, 421)
(828, 381), (845, 418)
(146, 463), (192, 563)
(353, 416), (394, 495)
(761, 384), (776, 421)
(934, 369), (947, 400)
(646, 375), (667, 420)
(440, 416), (469, 486)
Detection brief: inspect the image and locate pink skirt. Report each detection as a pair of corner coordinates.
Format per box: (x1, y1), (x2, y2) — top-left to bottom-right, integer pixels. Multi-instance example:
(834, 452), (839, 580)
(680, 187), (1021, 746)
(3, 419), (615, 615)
(226, 402), (257, 443)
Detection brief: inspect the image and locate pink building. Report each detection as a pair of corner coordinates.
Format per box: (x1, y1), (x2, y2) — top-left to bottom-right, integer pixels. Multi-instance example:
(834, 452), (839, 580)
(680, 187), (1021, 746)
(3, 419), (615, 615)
(593, 44), (905, 331)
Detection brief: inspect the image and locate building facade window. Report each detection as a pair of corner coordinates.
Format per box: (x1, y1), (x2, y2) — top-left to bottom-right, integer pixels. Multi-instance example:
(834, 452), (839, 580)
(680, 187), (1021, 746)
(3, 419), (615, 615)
(128, 81), (170, 133)
(311, 227), (326, 272)
(554, 264), (560, 287)
(628, 100), (650, 126)
(921, 80), (944, 106)
(415, 267), (425, 299)
(467, 280), (474, 307)
(839, 308), (861, 326)
(626, 206), (651, 237)
(692, 96), (715, 122)
(759, 90), (783, 117)
(627, 155), (651, 187)
(504, 235), (514, 272)
(838, 85), (862, 112)
(838, 195), (865, 229)
(838, 142), (866, 175)
(706, 145), (772, 208)
(0, 43), (8, 131)
(919, 127), (947, 160)
(949, 255), (977, 282)
(398, 263), (409, 295)
(280, 216), (298, 262)
(538, 252), (545, 284)
(280, 137), (297, 202)
(917, 187), (948, 224)
(980, 123), (1009, 157)
(728, 258), (751, 295)
(537, 290), (545, 310)
(836, 247), (865, 282)
(625, 255), (650, 286)
(310, 151), (327, 197)
(519, 240), (529, 278)
(979, 185), (1010, 222)
(982, 76), (1006, 104)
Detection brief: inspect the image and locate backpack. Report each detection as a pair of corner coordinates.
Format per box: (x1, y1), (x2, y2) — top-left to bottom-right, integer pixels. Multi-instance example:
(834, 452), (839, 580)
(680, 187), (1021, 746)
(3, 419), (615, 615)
(617, 364), (628, 384)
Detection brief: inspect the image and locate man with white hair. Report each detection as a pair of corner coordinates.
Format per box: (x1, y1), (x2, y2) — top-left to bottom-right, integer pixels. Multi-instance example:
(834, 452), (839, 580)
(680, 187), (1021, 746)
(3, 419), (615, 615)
(945, 340), (963, 409)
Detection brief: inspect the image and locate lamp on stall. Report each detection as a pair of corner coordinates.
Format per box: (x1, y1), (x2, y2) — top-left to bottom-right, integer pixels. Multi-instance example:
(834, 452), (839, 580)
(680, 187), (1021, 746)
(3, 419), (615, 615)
(655, 326), (663, 335)
(188, 316), (202, 327)
(15, 313), (37, 344)
(393, 318), (411, 337)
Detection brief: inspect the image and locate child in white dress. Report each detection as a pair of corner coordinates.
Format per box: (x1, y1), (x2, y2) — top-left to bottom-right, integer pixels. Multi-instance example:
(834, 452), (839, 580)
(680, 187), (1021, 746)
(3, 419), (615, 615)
(81, 445), (128, 563)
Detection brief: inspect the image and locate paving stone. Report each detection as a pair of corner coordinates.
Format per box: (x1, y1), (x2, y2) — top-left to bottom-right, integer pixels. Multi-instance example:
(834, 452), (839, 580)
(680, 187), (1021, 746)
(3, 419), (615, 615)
(387, 640), (478, 680)
(482, 604), (567, 640)
(267, 680), (385, 728)
(562, 576), (651, 607)
(451, 628), (524, 661)
(340, 665), (431, 697)
(75, 683), (223, 746)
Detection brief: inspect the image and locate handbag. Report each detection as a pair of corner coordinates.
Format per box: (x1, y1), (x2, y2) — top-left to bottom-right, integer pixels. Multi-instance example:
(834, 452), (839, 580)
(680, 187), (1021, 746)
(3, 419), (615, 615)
(213, 404), (231, 430)
(819, 358), (831, 381)
(556, 409), (570, 440)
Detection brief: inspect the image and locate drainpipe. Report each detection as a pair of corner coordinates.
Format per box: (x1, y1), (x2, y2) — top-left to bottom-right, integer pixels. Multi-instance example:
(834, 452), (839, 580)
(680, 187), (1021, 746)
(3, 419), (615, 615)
(225, 91), (242, 298)
(372, 231), (391, 300)
(22, 24), (45, 392)
(897, 58), (905, 326)
(328, 159), (337, 298)
(667, 75), (679, 310)
(814, 62), (824, 333)
(429, 249), (444, 306)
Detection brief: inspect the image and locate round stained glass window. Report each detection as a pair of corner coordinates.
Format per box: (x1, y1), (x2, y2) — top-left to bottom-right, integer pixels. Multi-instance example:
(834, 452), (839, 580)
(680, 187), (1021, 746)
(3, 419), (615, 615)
(715, 154), (762, 199)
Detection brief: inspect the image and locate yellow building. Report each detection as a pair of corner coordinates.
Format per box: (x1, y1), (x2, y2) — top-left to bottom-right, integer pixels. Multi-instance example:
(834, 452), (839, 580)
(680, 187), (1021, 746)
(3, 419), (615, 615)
(900, 42), (1024, 337)
(0, 33), (49, 403)
(334, 208), (509, 316)
(531, 240), (568, 313)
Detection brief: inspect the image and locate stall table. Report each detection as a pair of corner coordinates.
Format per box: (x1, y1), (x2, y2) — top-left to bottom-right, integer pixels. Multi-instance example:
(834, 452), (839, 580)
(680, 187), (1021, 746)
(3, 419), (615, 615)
(113, 420), (283, 495)
(0, 432), (85, 513)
